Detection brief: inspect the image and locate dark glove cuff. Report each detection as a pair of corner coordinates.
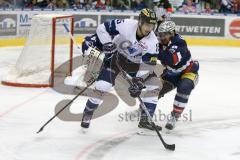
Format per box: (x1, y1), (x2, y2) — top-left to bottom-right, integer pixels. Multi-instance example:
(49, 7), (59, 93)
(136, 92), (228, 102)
(102, 42), (117, 53)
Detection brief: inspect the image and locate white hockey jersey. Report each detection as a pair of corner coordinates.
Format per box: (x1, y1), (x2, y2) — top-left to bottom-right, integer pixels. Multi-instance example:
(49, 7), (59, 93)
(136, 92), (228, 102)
(96, 19), (159, 64)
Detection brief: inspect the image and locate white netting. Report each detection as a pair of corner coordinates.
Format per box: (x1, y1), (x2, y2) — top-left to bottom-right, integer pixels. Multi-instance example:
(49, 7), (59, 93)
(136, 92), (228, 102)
(2, 14), (73, 87)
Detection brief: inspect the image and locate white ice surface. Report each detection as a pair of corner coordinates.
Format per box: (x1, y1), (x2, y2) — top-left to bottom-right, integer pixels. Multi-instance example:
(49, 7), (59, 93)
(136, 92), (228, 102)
(0, 46), (240, 160)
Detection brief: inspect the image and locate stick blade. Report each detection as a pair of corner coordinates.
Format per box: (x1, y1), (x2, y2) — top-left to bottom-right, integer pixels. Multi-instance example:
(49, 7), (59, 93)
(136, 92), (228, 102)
(165, 144), (175, 151)
(36, 127), (44, 134)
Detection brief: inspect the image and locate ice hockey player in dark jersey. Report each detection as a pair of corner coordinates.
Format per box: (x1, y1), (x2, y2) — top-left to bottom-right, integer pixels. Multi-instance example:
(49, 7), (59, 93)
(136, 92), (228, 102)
(156, 21), (199, 130)
(80, 8), (163, 131)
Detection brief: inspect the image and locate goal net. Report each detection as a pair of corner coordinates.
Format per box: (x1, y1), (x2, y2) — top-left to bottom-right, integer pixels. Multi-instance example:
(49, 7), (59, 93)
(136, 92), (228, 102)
(2, 14), (74, 87)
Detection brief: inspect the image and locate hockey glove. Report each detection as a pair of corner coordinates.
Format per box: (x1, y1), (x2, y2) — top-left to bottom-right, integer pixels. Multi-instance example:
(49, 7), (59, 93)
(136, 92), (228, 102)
(102, 42), (117, 59)
(128, 77), (146, 98)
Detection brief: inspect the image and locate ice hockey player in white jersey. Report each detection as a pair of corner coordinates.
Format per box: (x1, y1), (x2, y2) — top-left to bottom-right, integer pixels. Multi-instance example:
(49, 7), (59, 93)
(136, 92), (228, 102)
(80, 8), (162, 131)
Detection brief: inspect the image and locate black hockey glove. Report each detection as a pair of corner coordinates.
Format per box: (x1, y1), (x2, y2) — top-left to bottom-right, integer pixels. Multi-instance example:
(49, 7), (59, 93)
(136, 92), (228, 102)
(102, 42), (117, 59)
(128, 77), (146, 98)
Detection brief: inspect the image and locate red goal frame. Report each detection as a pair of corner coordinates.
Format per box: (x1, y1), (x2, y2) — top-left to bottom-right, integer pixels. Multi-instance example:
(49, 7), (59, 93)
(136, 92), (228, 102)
(2, 15), (74, 88)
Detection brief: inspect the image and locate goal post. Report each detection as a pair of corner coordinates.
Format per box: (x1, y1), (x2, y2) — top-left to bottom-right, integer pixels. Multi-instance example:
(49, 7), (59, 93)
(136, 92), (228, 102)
(2, 14), (74, 88)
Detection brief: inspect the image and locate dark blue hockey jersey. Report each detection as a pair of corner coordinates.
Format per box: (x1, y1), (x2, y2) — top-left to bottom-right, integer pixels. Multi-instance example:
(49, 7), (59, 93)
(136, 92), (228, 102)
(158, 34), (198, 74)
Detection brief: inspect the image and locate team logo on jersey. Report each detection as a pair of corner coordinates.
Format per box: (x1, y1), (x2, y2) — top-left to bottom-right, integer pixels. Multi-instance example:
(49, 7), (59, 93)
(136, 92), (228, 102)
(169, 48), (176, 54)
(127, 47), (138, 54)
(119, 40), (132, 50)
(119, 40), (149, 56)
(119, 40), (137, 55)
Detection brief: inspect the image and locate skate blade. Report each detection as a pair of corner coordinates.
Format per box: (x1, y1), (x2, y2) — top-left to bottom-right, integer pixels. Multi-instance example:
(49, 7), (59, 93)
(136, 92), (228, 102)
(163, 126), (175, 134)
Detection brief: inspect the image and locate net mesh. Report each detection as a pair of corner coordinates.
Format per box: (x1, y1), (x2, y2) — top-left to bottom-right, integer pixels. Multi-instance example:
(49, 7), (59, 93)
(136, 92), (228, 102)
(2, 15), (73, 87)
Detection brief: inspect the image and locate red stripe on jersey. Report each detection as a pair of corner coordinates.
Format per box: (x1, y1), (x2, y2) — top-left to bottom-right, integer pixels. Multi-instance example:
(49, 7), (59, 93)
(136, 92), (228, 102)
(183, 61), (194, 73)
(172, 52), (179, 65)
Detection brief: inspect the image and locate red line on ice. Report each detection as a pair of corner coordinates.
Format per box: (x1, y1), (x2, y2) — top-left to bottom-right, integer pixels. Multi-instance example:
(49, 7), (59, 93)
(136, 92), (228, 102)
(76, 129), (136, 160)
(0, 90), (47, 118)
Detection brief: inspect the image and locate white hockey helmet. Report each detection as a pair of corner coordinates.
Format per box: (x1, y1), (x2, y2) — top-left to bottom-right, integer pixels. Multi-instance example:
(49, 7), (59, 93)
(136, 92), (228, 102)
(157, 20), (176, 33)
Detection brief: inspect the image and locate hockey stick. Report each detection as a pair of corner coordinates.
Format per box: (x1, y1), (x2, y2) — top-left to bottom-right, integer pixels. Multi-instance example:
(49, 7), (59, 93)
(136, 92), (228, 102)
(36, 23), (102, 133)
(37, 50), (104, 134)
(62, 23), (101, 58)
(37, 23), (105, 133)
(36, 79), (95, 134)
(115, 54), (175, 151)
(36, 39), (105, 134)
(63, 23), (82, 55)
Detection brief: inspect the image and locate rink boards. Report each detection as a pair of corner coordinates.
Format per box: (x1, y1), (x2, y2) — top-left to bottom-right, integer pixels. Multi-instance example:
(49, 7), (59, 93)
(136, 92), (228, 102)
(0, 11), (239, 47)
